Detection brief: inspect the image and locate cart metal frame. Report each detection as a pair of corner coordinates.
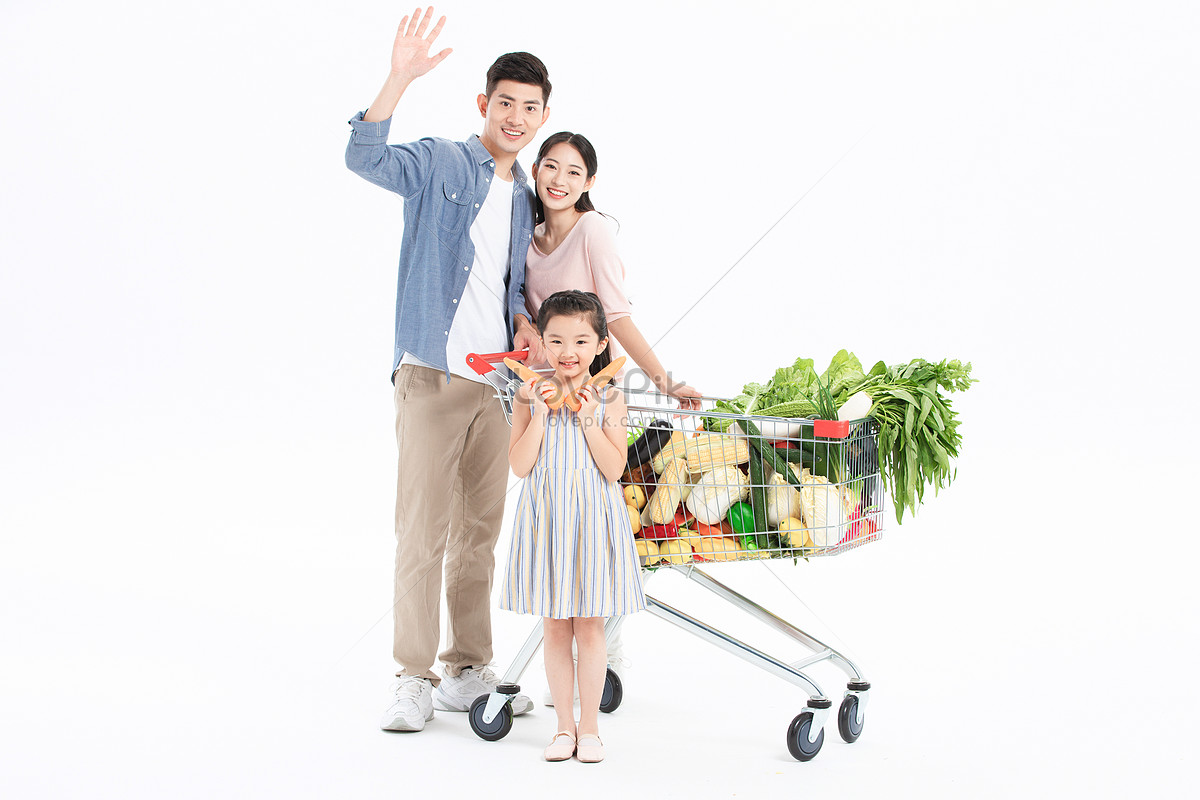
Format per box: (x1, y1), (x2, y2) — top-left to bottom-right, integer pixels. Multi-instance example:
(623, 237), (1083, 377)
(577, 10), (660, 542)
(462, 351), (877, 760)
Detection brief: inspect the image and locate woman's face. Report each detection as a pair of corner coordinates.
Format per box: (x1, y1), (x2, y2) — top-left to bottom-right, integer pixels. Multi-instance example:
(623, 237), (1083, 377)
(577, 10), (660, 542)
(533, 143), (595, 214)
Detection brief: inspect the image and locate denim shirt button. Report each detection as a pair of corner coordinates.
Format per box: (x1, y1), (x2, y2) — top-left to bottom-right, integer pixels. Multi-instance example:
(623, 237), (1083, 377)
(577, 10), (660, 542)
(452, 298), (457, 304)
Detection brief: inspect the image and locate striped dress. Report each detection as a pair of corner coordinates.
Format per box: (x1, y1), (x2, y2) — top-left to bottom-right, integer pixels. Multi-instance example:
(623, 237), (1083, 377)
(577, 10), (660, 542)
(500, 393), (647, 619)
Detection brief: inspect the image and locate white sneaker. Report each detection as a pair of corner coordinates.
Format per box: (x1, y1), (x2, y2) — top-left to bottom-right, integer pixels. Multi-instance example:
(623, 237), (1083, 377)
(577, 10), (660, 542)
(433, 666), (533, 716)
(380, 675), (434, 732)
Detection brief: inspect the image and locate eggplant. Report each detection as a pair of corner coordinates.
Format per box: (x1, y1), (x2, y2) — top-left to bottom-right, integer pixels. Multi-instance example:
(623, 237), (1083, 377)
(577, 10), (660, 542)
(626, 420), (674, 471)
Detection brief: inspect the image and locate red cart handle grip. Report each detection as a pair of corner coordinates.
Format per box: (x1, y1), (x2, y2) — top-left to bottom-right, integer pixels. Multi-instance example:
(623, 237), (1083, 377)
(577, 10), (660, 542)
(465, 350), (531, 376)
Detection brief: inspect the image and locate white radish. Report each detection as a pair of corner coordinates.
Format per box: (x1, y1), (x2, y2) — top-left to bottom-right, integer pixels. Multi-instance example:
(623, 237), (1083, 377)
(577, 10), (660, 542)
(836, 391), (873, 422)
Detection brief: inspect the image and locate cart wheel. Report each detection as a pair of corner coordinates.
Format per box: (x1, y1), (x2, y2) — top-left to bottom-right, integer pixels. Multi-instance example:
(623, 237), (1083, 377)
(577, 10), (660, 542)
(599, 667), (623, 713)
(468, 694), (513, 741)
(786, 711), (824, 761)
(838, 695), (864, 743)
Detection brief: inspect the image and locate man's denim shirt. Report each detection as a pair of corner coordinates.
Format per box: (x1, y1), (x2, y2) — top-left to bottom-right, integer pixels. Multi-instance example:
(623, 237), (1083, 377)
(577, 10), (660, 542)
(345, 111), (534, 382)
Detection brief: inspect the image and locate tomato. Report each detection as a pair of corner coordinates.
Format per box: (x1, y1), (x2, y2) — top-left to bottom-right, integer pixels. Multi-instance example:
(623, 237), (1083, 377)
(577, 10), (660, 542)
(694, 520), (733, 538)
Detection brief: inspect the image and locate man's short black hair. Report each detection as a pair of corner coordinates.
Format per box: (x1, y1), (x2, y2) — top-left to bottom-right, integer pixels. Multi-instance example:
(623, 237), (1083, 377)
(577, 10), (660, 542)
(485, 52), (551, 106)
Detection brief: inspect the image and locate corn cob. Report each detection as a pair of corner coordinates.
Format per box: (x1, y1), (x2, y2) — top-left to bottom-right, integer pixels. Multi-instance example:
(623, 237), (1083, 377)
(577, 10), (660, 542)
(647, 458), (688, 524)
(683, 432), (749, 474)
(651, 430), (690, 474)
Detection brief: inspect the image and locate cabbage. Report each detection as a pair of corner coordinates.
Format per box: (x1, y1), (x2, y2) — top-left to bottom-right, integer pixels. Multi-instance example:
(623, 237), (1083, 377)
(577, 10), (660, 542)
(799, 469), (856, 547)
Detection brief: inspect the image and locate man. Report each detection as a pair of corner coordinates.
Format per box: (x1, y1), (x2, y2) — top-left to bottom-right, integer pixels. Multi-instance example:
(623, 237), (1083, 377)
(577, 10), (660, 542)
(345, 7), (549, 732)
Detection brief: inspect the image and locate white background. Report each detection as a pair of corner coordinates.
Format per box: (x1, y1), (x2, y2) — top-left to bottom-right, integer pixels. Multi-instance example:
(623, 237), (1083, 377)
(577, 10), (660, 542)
(2, 0), (1197, 797)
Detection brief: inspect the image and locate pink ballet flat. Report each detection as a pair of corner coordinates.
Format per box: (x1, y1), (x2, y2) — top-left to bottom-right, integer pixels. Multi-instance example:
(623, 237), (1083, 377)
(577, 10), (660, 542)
(575, 733), (604, 763)
(543, 731), (576, 762)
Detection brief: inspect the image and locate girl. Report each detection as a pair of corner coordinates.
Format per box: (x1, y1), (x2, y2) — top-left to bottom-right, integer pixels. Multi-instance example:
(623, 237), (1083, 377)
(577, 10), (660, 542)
(522, 132), (702, 705)
(522, 131), (703, 410)
(499, 290), (646, 763)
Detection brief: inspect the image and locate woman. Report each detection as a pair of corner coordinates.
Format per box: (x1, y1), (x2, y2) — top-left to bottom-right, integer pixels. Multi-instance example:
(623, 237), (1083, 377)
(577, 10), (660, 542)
(523, 131), (702, 410)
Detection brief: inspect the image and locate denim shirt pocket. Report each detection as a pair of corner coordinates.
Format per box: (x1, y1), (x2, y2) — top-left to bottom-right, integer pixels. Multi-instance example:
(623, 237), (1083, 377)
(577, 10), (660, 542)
(438, 181), (473, 232)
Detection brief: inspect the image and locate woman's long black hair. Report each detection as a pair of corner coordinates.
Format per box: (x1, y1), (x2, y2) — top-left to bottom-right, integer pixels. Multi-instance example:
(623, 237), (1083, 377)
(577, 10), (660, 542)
(536, 290), (613, 380)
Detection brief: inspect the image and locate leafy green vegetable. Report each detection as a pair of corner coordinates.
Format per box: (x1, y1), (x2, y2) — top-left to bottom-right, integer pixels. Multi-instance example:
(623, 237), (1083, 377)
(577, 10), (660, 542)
(767, 357), (819, 405)
(626, 423), (645, 446)
(703, 351), (975, 526)
(703, 357), (822, 431)
(819, 349), (866, 400)
(810, 375), (839, 421)
(847, 358), (975, 524)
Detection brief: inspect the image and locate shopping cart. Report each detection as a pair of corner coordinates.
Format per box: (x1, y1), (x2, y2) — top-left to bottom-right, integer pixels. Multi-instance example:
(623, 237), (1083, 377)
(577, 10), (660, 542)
(462, 350), (884, 761)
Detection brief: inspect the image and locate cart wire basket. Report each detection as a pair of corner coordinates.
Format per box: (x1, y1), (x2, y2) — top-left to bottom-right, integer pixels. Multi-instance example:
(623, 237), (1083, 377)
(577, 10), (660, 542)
(462, 350), (881, 761)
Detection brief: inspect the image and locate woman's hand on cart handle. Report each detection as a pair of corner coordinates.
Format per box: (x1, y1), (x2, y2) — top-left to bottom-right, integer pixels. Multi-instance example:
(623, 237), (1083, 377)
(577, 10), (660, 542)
(667, 381), (703, 411)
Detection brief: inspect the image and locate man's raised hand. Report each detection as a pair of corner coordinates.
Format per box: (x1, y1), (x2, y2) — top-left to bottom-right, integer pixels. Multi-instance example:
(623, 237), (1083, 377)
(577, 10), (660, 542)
(389, 7), (452, 80)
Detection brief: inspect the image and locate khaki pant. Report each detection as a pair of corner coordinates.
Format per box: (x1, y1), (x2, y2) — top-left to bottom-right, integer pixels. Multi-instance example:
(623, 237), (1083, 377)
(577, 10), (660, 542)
(392, 365), (510, 685)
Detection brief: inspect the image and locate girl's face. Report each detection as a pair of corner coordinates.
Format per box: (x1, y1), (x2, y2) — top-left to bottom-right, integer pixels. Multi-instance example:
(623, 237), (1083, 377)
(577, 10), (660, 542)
(533, 143), (595, 213)
(541, 313), (607, 382)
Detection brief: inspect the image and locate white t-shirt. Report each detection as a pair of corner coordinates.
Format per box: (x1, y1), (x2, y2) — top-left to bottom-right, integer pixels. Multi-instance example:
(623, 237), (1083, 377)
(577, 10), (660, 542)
(401, 174), (514, 383)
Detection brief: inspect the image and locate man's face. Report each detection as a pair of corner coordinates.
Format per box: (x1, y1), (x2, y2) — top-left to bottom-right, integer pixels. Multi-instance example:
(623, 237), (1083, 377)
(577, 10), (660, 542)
(477, 80), (550, 157)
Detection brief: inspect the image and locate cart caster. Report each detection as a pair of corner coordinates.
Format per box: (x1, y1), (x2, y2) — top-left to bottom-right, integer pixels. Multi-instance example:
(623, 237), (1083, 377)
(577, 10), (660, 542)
(469, 694), (513, 741)
(838, 695), (865, 742)
(838, 681), (869, 743)
(599, 666), (623, 713)
(786, 711), (824, 761)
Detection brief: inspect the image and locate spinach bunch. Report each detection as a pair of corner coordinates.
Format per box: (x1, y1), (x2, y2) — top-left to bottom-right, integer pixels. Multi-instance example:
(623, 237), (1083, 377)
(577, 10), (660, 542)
(850, 359), (975, 524)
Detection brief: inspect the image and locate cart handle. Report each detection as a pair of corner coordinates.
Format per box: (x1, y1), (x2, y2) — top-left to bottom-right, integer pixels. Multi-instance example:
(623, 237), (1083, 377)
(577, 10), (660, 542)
(465, 350), (531, 376)
(467, 349), (568, 410)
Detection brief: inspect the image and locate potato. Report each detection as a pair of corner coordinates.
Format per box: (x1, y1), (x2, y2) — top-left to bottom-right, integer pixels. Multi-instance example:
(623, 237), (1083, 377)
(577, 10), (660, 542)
(634, 538), (660, 566)
(777, 517), (812, 548)
(624, 484), (647, 509)
(694, 536), (742, 562)
(657, 538), (693, 565)
(626, 504), (641, 534)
